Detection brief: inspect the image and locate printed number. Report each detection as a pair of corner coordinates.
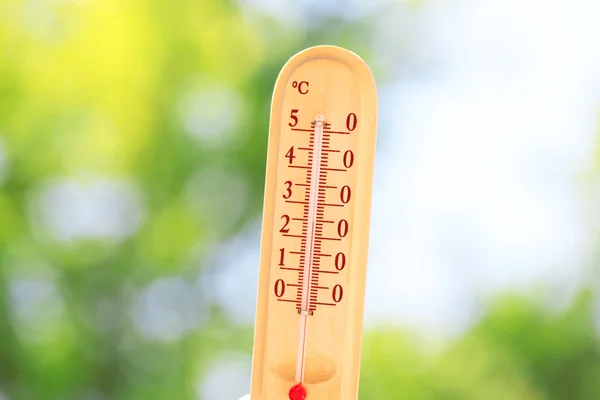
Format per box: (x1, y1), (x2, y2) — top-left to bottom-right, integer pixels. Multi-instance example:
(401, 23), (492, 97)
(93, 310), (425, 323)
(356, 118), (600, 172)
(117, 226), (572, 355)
(279, 248), (285, 266)
(340, 185), (351, 203)
(337, 219), (349, 237)
(289, 109), (299, 127)
(274, 279), (285, 297)
(332, 284), (344, 303)
(280, 215), (290, 233)
(335, 252), (346, 271)
(285, 147), (296, 164)
(283, 181), (293, 199)
(343, 150), (354, 168)
(346, 113), (357, 131)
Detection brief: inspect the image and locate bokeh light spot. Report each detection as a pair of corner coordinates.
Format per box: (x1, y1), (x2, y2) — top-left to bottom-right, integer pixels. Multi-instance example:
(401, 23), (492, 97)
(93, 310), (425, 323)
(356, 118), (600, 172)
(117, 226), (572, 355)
(31, 174), (144, 243)
(130, 277), (206, 342)
(179, 79), (245, 150)
(8, 267), (67, 344)
(200, 220), (261, 325)
(186, 164), (248, 238)
(196, 353), (251, 400)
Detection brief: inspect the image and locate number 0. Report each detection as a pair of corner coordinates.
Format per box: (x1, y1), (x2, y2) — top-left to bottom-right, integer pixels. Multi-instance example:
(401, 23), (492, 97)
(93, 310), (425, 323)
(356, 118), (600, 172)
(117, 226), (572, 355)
(337, 219), (349, 237)
(332, 284), (343, 302)
(335, 252), (346, 271)
(346, 113), (357, 131)
(343, 151), (354, 168)
(274, 279), (285, 297)
(340, 185), (351, 203)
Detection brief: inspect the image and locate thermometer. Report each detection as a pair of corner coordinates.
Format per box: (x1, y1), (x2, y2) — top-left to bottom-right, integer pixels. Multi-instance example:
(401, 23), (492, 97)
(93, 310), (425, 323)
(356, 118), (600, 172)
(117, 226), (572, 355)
(249, 45), (378, 400)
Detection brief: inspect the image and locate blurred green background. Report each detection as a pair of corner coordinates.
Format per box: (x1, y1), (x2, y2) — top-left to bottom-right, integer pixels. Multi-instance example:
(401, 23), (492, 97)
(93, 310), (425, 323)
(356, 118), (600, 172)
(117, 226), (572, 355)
(1, 0), (600, 399)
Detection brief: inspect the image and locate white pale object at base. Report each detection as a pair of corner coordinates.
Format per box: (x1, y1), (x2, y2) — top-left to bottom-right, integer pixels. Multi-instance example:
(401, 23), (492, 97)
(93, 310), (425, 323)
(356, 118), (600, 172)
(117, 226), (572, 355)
(239, 395), (251, 400)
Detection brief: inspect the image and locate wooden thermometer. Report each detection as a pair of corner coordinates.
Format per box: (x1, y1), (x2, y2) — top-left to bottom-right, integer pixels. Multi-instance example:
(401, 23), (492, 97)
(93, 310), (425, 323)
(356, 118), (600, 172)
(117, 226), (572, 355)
(250, 45), (378, 400)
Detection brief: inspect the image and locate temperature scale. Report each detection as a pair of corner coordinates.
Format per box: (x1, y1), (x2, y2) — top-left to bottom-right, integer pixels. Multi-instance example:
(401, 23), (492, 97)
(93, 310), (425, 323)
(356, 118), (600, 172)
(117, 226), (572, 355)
(250, 45), (378, 400)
